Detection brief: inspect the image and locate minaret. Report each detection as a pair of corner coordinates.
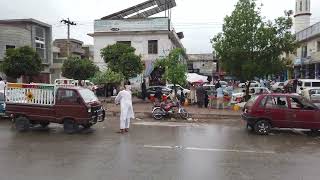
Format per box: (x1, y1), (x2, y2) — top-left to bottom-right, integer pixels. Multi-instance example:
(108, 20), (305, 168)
(294, 0), (311, 33)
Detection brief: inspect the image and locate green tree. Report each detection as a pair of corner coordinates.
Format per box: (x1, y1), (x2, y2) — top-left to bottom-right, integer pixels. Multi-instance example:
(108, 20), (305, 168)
(91, 69), (124, 85)
(62, 57), (98, 80)
(155, 48), (187, 90)
(100, 43), (143, 80)
(2, 46), (42, 81)
(212, 0), (297, 81)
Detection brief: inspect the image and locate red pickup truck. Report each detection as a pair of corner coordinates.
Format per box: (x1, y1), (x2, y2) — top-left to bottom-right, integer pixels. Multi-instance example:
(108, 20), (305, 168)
(242, 94), (320, 135)
(5, 83), (105, 133)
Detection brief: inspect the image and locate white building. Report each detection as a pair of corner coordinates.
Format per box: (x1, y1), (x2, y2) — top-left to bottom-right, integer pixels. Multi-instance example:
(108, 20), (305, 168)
(294, 0), (320, 79)
(88, 0), (184, 85)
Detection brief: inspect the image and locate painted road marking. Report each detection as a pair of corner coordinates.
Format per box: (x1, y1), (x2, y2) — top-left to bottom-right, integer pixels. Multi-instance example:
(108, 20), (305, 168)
(133, 121), (204, 127)
(144, 145), (276, 154)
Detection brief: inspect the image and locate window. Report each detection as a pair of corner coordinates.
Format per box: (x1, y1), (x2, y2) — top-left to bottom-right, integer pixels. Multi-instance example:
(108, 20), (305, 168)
(57, 89), (78, 103)
(290, 97), (303, 109)
(148, 40), (158, 54)
(304, 82), (311, 87)
(6, 45), (15, 50)
(35, 27), (45, 42)
(296, 2), (298, 12)
(317, 41), (320, 52)
(259, 96), (268, 107)
(312, 82), (320, 87)
(306, 0), (308, 11)
(300, 1), (303, 11)
(265, 96), (288, 109)
(116, 41), (131, 46)
(36, 42), (45, 59)
(301, 46), (308, 58)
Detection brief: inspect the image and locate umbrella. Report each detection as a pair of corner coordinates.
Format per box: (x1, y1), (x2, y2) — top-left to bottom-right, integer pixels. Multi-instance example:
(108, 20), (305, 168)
(187, 73), (208, 83)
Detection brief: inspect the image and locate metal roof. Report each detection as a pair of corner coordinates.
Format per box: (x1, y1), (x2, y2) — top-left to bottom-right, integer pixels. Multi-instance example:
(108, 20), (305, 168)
(101, 0), (176, 20)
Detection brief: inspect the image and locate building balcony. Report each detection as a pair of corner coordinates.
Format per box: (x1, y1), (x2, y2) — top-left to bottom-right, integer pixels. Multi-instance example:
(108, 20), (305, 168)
(296, 22), (320, 42)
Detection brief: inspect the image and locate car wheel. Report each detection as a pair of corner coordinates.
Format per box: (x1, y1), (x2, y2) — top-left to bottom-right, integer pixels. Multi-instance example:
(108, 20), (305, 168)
(254, 120), (271, 135)
(15, 116), (30, 132)
(63, 119), (79, 134)
(152, 108), (165, 120)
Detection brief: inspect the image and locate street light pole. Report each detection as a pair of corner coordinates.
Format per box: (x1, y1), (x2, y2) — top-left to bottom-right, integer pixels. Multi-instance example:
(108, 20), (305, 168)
(61, 18), (77, 57)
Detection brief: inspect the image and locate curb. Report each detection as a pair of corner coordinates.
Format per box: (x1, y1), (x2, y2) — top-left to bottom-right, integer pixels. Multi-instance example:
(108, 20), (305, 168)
(106, 111), (240, 120)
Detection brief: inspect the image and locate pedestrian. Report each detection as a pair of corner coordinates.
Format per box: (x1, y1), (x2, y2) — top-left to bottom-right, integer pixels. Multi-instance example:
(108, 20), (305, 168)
(215, 80), (221, 89)
(216, 86), (224, 109)
(0, 77), (5, 93)
(293, 79), (298, 93)
(196, 86), (204, 108)
(180, 88), (185, 105)
(115, 84), (135, 134)
(190, 85), (196, 104)
(155, 87), (163, 103)
(141, 79), (147, 101)
(112, 87), (117, 96)
(204, 90), (209, 108)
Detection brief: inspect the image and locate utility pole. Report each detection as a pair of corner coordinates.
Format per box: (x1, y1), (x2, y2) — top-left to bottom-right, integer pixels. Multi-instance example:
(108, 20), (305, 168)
(60, 18), (77, 57)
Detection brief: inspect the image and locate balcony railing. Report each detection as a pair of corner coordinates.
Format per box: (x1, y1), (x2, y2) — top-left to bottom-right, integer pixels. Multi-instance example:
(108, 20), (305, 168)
(296, 22), (320, 42)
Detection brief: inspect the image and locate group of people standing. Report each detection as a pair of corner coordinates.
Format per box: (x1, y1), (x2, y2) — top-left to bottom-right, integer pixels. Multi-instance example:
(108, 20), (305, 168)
(189, 80), (226, 109)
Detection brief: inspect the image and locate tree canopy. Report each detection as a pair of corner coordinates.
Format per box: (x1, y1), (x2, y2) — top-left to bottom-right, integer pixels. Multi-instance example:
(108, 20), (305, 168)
(62, 57), (99, 80)
(91, 69), (124, 85)
(2, 46), (42, 79)
(211, 0), (297, 80)
(154, 48), (187, 86)
(100, 43), (143, 80)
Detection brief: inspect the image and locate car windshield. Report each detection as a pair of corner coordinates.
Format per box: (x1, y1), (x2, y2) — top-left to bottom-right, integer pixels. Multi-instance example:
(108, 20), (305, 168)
(79, 89), (98, 103)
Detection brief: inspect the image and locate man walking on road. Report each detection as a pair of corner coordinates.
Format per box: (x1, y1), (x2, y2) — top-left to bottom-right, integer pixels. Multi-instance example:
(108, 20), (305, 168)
(115, 84), (135, 134)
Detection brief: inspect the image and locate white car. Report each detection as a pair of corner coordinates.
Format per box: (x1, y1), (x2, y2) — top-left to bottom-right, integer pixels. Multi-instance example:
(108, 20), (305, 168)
(271, 82), (284, 92)
(166, 84), (190, 95)
(238, 81), (260, 88)
(231, 87), (271, 104)
(301, 88), (320, 107)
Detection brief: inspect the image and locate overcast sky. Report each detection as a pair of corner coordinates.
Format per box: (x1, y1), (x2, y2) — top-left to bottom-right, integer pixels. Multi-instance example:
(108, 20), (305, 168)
(1, 0), (320, 54)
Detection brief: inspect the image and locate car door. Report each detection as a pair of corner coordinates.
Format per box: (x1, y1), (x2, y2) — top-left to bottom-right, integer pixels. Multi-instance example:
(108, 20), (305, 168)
(288, 97), (316, 129)
(264, 95), (291, 128)
(55, 89), (87, 123)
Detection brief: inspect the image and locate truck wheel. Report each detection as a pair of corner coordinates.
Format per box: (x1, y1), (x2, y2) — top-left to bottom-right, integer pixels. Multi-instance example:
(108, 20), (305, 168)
(82, 124), (92, 129)
(40, 122), (50, 128)
(63, 119), (79, 134)
(254, 120), (271, 135)
(15, 117), (30, 132)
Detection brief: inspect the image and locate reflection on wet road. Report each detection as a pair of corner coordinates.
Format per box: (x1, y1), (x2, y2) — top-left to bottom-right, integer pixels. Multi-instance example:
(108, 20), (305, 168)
(0, 118), (319, 180)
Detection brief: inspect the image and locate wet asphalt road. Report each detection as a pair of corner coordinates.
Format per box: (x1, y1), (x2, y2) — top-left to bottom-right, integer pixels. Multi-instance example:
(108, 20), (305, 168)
(0, 118), (320, 180)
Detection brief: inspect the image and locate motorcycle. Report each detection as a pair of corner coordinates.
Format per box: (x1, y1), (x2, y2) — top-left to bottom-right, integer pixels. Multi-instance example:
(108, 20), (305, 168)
(152, 101), (189, 120)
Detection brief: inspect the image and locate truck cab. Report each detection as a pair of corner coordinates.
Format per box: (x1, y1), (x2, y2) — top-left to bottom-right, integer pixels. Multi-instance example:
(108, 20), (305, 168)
(5, 83), (105, 133)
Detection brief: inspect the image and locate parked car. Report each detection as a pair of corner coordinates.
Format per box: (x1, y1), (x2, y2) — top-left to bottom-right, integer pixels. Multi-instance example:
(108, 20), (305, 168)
(231, 87), (271, 104)
(166, 84), (190, 96)
(242, 94), (320, 135)
(271, 82), (284, 92)
(301, 88), (320, 107)
(297, 79), (320, 94)
(146, 86), (172, 97)
(238, 81), (260, 88)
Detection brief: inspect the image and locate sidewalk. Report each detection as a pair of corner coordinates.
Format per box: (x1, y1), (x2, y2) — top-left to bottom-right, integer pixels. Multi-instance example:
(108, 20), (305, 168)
(102, 97), (241, 120)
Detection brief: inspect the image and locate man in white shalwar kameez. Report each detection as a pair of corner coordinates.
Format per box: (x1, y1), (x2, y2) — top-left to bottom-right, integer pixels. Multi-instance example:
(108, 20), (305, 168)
(115, 86), (135, 133)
